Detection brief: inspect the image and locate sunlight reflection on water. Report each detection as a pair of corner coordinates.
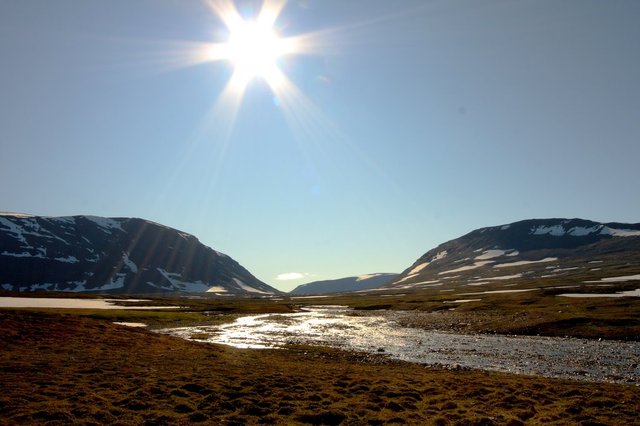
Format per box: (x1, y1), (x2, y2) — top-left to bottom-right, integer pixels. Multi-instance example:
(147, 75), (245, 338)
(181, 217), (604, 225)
(160, 306), (640, 384)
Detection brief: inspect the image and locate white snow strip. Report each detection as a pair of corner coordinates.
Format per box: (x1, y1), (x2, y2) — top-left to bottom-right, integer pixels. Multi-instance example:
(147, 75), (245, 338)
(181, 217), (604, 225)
(568, 225), (600, 236)
(394, 273), (418, 284)
(54, 256), (79, 263)
(486, 273), (523, 280)
(531, 225), (565, 236)
(588, 260), (604, 264)
(122, 252), (138, 273)
(493, 257), (557, 268)
(558, 289), (640, 298)
(475, 249), (506, 260)
(205, 286), (228, 293)
(408, 262), (429, 275)
(506, 250), (519, 257)
(233, 278), (272, 294)
(552, 267), (580, 272)
(84, 216), (124, 232)
(599, 226), (640, 237)
(411, 280), (441, 286)
(1, 251), (43, 258)
(500, 224), (511, 230)
(157, 268), (210, 292)
(0, 217), (29, 244)
(439, 260), (494, 275)
(583, 274), (640, 284)
(1, 284), (12, 291)
(461, 289), (537, 295)
(443, 299), (482, 304)
(100, 274), (126, 291)
(432, 250), (448, 261)
(467, 282), (489, 286)
(356, 273), (385, 281)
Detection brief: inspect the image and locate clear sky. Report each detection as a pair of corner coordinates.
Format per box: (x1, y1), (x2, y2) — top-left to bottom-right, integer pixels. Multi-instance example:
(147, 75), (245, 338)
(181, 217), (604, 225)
(1, 0), (639, 292)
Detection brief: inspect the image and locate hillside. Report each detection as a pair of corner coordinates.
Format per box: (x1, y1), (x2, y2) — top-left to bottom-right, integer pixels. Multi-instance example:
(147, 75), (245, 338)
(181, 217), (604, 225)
(290, 273), (398, 295)
(0, 213), (280, 295)
(388, 218), (640, 291)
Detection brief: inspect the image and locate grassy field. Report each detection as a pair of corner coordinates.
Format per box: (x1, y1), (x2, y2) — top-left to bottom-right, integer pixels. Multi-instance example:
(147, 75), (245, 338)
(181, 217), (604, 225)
(1, 309), (639, 425)
(1, 285), (639, 424)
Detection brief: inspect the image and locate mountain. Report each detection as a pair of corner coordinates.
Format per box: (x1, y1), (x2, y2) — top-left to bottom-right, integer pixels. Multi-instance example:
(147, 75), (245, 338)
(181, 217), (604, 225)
(0, 213), (280, 295)
(290, 273), (398, 295)
(388, 218), (640, 290)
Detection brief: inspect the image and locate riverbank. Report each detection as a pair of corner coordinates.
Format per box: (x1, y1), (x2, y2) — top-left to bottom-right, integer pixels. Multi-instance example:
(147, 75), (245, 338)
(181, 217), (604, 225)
(1, 310), (638, 425)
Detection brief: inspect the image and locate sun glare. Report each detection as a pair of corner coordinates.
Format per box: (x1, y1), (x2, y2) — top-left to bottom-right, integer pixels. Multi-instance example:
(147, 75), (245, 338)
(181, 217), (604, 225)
(225, 21), (288, 81)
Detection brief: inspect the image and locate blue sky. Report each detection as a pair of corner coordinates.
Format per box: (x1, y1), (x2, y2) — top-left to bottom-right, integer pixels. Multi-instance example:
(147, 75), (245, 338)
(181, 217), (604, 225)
(1, 0), (639, 291)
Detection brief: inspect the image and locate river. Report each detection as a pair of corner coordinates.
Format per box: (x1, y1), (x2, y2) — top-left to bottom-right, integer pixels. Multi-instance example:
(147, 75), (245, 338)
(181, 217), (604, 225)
(160, 305), (640, 385)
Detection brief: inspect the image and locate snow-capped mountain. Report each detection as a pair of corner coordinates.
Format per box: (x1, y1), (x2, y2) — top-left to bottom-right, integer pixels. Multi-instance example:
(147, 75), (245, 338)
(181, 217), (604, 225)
(0, 213), (280, 295)
(290, 273), (398, 295)
(388, 218), (640, 290)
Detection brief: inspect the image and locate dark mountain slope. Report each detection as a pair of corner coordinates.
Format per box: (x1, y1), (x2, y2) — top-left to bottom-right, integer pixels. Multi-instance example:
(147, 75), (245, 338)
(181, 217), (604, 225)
(0, 213), (280, 295)
(388, 218), (640, 290)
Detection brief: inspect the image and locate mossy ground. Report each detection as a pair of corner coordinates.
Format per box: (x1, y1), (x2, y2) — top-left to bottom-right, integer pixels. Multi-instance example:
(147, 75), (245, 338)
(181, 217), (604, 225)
(1, 310), (639, 425)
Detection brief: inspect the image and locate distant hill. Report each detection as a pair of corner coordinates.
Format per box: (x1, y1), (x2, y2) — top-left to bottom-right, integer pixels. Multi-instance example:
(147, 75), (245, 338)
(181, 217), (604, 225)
(387, 218), (640, 290)
(0, 213), (280, 295)
(290, 273), (398, 295)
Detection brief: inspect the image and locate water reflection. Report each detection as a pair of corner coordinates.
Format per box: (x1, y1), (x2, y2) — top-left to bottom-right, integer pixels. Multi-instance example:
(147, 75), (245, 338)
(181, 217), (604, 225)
(161, 306), (640, 384)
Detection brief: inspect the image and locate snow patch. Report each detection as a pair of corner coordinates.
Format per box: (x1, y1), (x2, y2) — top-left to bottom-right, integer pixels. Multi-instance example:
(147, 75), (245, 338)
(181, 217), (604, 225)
(84, 216), (124, 233)
(559, 289), (640, 298)
(408, 263), (429, 275)
(438, 260), (494, 275)
(157, 268), (210, 292)
(493, 257), (557, 268)
(432, 251), (448, 261)
(486, 273), (523, 280)
(394, 273), (418, 284)
(356, 273), (384, 281)
(567, 225), (600, 236)
(475, 249), (506, 260)
(583, 274), (640, 284)
(462, 288), (537, 295)
(531, 225), (565, 236)
(599, 226), (640, 237)
(233, 278), (272, 294)
(54, 256), (79, 263)
(552, 267), (580, 272)
(122, 252), (138, 273)
(206, 286), (228, 293)
(1, 251), (43, 258)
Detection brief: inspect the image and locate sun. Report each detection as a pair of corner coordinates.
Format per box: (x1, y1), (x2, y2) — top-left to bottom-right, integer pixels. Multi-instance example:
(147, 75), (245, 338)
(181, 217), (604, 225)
(202, 0), (298, 89)
(225, 20), (289, 82)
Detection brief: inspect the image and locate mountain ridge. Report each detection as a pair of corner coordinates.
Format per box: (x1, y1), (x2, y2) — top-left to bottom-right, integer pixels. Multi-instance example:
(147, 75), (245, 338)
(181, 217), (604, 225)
(387, 218), (640, 290)
(0, 213), (280, 295)
(290, 273), (398, 295)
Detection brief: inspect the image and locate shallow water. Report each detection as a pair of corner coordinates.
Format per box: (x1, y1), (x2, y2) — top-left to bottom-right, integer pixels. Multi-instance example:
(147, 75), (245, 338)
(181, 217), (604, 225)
(0, 297), (180, 310)
(161, 305), (640, 384)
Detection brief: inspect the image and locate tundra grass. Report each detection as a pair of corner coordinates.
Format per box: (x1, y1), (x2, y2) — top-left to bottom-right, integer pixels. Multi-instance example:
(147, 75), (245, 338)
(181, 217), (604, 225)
(1, 310), (638, 425)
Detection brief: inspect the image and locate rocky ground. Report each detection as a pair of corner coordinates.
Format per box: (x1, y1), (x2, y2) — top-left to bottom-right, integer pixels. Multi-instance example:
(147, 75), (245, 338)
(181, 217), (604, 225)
(1, 310), (639, 425)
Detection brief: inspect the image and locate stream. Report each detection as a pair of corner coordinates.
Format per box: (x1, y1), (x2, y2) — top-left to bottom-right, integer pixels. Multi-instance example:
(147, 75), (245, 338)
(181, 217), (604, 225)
(160, 305), (640, 385)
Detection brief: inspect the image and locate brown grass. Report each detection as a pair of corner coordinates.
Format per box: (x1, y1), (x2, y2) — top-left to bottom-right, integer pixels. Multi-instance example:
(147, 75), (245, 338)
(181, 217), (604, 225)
(1, 310), (638, 425)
